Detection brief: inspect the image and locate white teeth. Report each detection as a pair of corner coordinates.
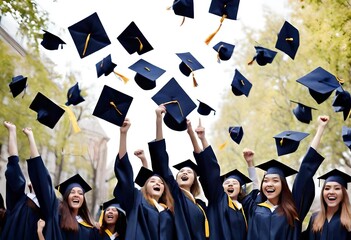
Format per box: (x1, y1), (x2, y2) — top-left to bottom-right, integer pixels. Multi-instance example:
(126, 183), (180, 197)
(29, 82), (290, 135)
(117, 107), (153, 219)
(328, 196), (336, 200)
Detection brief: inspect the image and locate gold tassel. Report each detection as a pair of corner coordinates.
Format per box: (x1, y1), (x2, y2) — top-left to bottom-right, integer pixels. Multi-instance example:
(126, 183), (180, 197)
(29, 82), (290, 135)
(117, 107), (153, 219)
(114, 71), (129, 84)
(60, 105), (81, 133)
(247, 58), (255, 65)
(135, 37), (143, 52)
(109, 102), (123, 115)
(204, 15), (226, 45)
(219, 140), (228, 150)
(98, 210), (104, 226)
(285, 37), (294, 41)
(82, 33), (91, 57)
(192, 72), (198, 87)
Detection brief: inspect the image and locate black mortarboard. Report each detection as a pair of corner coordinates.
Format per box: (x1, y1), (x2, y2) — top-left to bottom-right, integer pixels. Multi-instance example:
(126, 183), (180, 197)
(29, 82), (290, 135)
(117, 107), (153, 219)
(249, 46), (277, 66)
(55, 173), (92, 196)
(290, 100), (317, 124)
(220, 169), (252, 186)
(129, 59), (166, 90)
(9, 75), (27, 98)
(172, 0), (194, 19)
(41, 30), (66, 50)
(342, 126), (351, 150)
(209, 0), (240, 20)
(213, 41), (235, 61)
(273, 130), (309, 156)
(197, 100), (216, 116)
(332, 88), (351, 120)
(296, 67), (341, 104)
(135, 167), (157, 187)
(152, 78), (196, 130)
(231, 69), (252, 97)
(173, 159), (199, 175)
(332, 87), (344, 112)
(102, 198), (126, 216)
(68, 12), (111, 58)
(229, 126), (244, 144)
(275, 21), (299, 59)
(66, 82), (85, 106)
(117, 21), (153, 55)
(318, 169), (351, 189)
(176, 52), (204, 77)
(29, 92), (65, 129)
(164, 113), (188, 131)
(256, 159), (298, 178)
(93, 85), (133, 127)
(96, 54), (117, 78)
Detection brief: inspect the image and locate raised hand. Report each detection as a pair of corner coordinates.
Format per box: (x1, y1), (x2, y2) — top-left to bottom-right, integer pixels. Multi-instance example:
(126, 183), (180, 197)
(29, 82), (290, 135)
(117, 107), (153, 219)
(243, 148), (255, 167)
(195, 118), (205, 140)
(120, 118), (131, 134)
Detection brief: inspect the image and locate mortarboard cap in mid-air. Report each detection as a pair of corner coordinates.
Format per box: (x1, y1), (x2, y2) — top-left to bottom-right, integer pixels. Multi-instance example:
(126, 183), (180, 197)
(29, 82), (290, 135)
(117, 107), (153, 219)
(129, 59), (166, 90)
(290, 100), (317, 124)
(275, 21), (299, 59)
(197, 100), (216, 116)
(209, 0), (240, 20)
(342, 126), (351, 150)
(256, 159), (298, 178)
(172, 0), (194, 19)
(220, 169), (252, 186)
(29, 92), (65, 129)
(41, 30), (66, 50)
(55, 173), (92, 196)
(117, 21), (153, 55)
(248, 46), (277, 66)
(93, 85), (133, 127)
(231, 69), (252, 97)
(66, 82), (85, 106)
(173, 159), (199, 175)
(318, 169), (351, 189)
(96, 54), (117, 78)
(273, 130), (309, 156)
(213, 41), (235, 62)
(332, 88), (351, 121)
(176, 52), (204, 87)
(9, 75), (27, 98)
(229, 126), (244, 144)
(296, 67), (341, 104)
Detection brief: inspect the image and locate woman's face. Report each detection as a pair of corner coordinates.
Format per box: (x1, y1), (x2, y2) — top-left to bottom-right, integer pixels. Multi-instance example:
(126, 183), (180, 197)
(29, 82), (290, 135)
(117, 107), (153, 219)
(68, 187), (84, 210)
(104, 207), (119, 225)
(222, 178), (241, 200)
(176, 167), (195, 189)
(323, 181), (343, 208)
(262, 174), (282, 205)
(145, 176), (165, 201)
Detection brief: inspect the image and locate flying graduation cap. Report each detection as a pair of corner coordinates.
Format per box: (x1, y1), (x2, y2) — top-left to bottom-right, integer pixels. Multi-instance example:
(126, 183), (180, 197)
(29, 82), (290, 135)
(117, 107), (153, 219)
(93, 85), (133, 127)
(65, 82), (85, 106)
(273, 130), (309, 156)
(342, 126), (351, 150)
(197, 100), (216, 116)
(231, 69), (252, 97)
(219, 126), (244, 150)
(318, 169), (351, 189)
(290, 100), (317, 124)
(275, 21), (299, 59)
(176, 52), (204, 87)
(296, 67), (341, 104)
(41, 30), (66, 50)
(213, 41), (235, 62)
(95, 54), (129, 83)
(68, 12), (111, 58)
(117, 21), (153, 55)
(9, 75), (27, 98)
(129, 58), (166, 90)
(248, 46), (277, 66)
(332, 87), (351, 121)
(171, 0), (194, 22)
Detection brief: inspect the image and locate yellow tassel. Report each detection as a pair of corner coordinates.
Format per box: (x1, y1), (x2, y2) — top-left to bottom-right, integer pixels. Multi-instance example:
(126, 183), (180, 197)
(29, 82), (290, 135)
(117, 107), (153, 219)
(204, 15), (226, 45)
(136, 37), (143, 52)
(82, 33), (91, 57)
(280, 138), (284, 146)
(60, 105), (81, 133)
(347, 109), (351, 119)
(285, 37), (294, 41)
(247, 58), (255, 65)
(192, 72), (198, 87)
(219, 140), (228, 150)
(114, 71), (129, 84)
(98, 209), (104, 227)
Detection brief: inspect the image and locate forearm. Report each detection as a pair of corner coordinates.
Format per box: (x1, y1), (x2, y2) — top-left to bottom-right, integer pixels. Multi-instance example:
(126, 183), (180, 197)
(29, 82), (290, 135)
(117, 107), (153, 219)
(156, 116), (163, 141)
(310, 125), (325, 150)
(188, 131), (202, 153)
(119, 132), (127, 158)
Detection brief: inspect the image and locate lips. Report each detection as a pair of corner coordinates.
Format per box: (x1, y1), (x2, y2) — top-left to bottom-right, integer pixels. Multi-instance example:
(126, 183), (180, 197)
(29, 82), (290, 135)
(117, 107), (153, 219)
(327, 196), (336, 200)
(227, 188), (234, 194)
(266, 189), (275, 193)
(153, 186), (160, 192)
(181, 175), (189, 181)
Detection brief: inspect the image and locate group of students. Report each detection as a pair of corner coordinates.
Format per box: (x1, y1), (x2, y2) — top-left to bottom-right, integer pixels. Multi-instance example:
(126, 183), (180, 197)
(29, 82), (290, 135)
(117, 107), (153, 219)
(0, 106), (350, 240)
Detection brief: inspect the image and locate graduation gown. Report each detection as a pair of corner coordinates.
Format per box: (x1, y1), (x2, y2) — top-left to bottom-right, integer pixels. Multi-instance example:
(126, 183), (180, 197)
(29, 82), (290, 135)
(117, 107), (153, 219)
(0, 156), (41, 240)
(148, 139), (207, 240)
(99, 229), (122, 240)
(194, 145), (247, 240)
(60, 219), (99, 240)
(114, 153), (176, 240)
(242, 147), (325, 240)
(303, 210), (351, 240)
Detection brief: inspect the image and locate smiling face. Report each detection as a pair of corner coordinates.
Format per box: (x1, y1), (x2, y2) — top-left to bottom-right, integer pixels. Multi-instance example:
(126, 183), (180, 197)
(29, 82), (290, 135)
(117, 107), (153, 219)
(104, 206), (119, 225)
(323, 181), (343, 209)
(145, 176), (165, 201)
(68, 187), (84, 210)
(222, 178), (241, 200)
(176, 167), (195, 189)
(262, 174), (282, 205)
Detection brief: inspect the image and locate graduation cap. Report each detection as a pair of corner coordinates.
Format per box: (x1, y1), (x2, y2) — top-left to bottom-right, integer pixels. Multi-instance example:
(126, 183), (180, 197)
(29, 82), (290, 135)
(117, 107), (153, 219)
(342, 126), (351, 150)
(318, 169), (351, 189)
(65, 82), (85, 106)
(135, 167), (158, 187)
(213, 41), (235, 62)
(332, 88), (351, 120)
(29, 92), (65, 129)
(231, 69), (252, 97)
(332, 87), (345, 112)
(220, 169), (252, 186)
(152, 78), (196, 131)
(290, 100), (317, 124)
(41, 30), (66, 50)
(9, 75), (27, 98)
(55, 173), (92, 196)
(129, 59), (166, 90)
(173, 159), (199, 175)
(68, 12), (111, 58)
(176, 52), (204, 87)
(248, 46), (277, 66)
(101, 198), (126, 216)
(93, 85), (133, 127)
(96, 54), (117, 78)
(296, 67), (341, 104)
(229, 126), (244, 144)
(256, 159), (298, 178)
(172, 0), (194, 19)
(197, 100), (216, 116)
(275, 21), (299, 59)
(117, 21), (153, 55)
(273, 130), (309, 156)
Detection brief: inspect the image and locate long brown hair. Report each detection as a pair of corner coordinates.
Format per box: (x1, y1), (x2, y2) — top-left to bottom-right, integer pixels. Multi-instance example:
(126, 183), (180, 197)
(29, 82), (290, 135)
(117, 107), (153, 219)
(141, 175), (175, 213)
(59, 189), (95, 232)
(312, 183), (351, 232)
(260, 174), (298, 226)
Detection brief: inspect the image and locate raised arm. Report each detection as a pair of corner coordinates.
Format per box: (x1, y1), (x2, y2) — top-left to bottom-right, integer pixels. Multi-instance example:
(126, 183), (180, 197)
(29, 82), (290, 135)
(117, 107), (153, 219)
(243, 148), (260, 190)
(119, 118), (131, 158)
(310, 115), (329, 150)
(156, 105), (166, 141)
(195, 118), (209, 150)
(134, 149), (149, 168)
(187, 119), (202, 154)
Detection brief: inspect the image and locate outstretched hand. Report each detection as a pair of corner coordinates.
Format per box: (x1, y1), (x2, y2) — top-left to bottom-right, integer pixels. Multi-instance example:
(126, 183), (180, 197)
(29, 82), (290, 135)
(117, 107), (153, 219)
(156, 105), (166, 118)
(195, 118), (205, 140)
(243, 148), (255, 167)
(317, 115), (329, 127)
(134, 149), (145, 159)
(120, 118), (131, 134)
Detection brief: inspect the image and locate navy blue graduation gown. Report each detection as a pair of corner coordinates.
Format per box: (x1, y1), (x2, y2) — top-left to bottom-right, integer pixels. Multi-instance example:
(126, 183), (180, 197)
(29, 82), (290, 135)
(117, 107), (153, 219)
(114, 153), (176, 240)
(194, 145), (247, 240)
(148, 139), (207, 240)
(242, 147), (324, 240)
(303, 210), (351, 240)
(60, 221), (99, 240)
(0, 156), (41, 240)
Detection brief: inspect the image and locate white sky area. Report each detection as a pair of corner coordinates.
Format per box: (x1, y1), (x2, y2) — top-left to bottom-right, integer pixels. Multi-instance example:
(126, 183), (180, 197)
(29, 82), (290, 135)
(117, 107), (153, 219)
(36, 0), (290, 175)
